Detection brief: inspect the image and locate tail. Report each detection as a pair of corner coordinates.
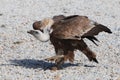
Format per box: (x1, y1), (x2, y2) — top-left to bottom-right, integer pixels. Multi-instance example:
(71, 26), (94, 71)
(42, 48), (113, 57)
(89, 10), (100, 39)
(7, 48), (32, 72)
(83, 22), (112, 38)
(95, 23), (112, 34)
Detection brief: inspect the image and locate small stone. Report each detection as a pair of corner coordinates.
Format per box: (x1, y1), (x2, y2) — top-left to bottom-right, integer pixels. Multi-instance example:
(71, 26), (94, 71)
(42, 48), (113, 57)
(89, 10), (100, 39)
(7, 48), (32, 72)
(108, 46), (112, 49)
(0, 13), (3, 16)
(111, 15), (116, 18)
(13, 41), (23, 44)
(1, 24), (5, 28)
(54, 74), (61, 80)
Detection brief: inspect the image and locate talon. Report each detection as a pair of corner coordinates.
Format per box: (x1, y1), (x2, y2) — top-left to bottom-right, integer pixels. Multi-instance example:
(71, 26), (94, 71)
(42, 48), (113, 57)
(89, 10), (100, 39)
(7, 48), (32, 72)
(44, 55), (64, 62)
(51, 66), (58, 71)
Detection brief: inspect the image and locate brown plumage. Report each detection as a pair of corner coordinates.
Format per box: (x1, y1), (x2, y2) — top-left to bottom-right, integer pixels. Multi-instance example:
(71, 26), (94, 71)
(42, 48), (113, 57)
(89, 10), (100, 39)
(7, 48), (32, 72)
(28, 15), (112, 70)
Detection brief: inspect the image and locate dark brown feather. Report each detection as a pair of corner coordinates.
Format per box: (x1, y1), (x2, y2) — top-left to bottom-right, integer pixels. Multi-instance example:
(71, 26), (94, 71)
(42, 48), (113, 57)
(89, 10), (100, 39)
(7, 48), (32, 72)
(53, 15), (65, 22)
(83, 23), (112, 37)
(62, 15), (79, 20)
(52, 16), (90, 39)
(52, 16), (112, 41)
(82, 36), (99, 46)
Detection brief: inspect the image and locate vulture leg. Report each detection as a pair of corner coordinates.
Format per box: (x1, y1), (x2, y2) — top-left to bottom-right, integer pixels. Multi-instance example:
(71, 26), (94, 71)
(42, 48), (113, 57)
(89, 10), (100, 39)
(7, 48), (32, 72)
(64, 50), (75, 62)
(45, 48), (65, 70)
(55, 50), (75, 69)
(78, 40), (98, 63)
(47, 50), (75, 70)
(45, 56), (64, 71)
(55, 57), (65, 69)
(44, 46), (64, 62)
(44, 55), (65, 70)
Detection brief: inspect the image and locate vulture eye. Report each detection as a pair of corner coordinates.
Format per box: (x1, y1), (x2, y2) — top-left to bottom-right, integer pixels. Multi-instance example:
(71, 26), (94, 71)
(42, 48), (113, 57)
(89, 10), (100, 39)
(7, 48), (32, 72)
(40, 29), (43, 32)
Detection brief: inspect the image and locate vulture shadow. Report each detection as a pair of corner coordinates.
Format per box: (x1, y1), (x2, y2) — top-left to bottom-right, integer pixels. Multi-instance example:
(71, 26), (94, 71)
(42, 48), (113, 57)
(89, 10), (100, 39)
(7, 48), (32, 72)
(9, 59), (80, 70)
(7, 59), (96, 70)
(9, 59), (54, 70)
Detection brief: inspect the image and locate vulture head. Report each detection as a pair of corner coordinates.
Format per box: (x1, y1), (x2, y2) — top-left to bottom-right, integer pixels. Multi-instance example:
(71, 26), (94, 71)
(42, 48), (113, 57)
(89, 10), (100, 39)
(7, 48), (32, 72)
(27, 18), (54, 42)
(33, 18), (54, 32)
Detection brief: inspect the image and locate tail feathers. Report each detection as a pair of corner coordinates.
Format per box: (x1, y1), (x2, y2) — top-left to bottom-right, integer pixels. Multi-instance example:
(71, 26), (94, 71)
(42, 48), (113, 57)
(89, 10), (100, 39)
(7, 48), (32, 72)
(87, 36), (99, 46)
(82, 36), (99, 46)
(83, 23), (112, 37)
(95, 23), (112, 34)
(91, 36), (99, 41)
(88, 39), (98, 46)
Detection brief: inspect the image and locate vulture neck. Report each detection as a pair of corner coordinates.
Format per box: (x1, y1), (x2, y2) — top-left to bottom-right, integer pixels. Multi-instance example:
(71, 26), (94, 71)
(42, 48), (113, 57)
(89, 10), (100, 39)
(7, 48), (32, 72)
(37, 30), (50, 42)
(38, 22), (53, 42)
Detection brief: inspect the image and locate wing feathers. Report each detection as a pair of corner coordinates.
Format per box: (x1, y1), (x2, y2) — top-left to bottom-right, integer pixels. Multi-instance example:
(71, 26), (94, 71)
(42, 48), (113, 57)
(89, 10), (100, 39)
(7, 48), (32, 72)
(52, 15), (112, 41)
(83, 23), (112, 37)
(53, 15), (65, 22)
(95, 23), (112, 33)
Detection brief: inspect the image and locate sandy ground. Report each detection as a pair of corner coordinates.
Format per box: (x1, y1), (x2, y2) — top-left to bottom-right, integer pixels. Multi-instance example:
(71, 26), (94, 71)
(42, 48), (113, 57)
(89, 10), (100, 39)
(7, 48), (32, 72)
(0, 0), (120, 80)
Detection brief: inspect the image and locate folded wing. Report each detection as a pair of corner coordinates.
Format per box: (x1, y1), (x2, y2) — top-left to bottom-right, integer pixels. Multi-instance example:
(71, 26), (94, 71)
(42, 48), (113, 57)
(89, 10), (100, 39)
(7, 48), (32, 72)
(51, 16), (112, 41)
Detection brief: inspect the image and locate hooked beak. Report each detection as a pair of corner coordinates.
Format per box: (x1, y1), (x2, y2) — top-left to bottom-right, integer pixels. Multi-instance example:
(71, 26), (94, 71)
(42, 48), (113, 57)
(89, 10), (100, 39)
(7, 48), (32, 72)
(27, 29), (44, 34)
(27, 30), (34, 34)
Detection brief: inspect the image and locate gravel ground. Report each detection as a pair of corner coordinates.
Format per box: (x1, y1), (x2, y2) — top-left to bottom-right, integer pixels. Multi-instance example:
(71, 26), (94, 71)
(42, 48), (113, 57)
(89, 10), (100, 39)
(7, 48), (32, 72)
(0, 0), (120, 80)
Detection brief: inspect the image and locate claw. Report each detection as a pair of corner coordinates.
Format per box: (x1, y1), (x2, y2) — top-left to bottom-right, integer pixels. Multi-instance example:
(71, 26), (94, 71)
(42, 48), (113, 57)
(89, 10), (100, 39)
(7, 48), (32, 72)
(44, 55), (64, 62)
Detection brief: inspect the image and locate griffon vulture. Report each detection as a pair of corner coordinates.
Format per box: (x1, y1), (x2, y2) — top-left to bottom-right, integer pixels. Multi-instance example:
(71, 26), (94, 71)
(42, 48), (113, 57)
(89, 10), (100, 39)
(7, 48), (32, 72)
(27, 15), (112, 70)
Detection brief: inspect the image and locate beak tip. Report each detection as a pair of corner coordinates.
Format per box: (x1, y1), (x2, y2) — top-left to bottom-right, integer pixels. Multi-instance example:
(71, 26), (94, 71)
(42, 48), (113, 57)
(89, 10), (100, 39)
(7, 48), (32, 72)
(27, 30), (31, 34)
